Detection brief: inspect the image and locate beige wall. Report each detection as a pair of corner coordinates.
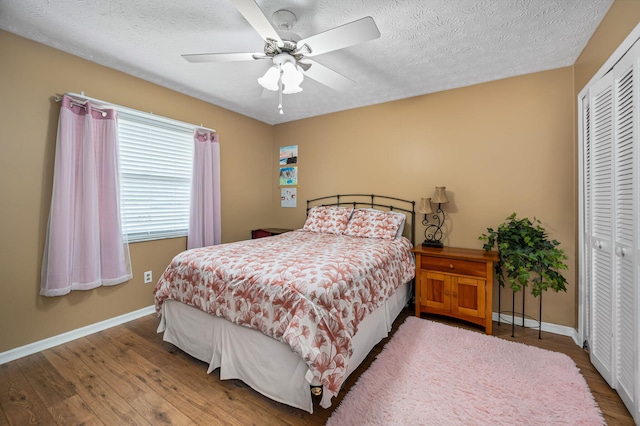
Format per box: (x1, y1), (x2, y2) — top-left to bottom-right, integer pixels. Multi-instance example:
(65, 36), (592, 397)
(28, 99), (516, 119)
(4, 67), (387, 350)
(2, 0), (640, 354)
(0, 30), (273, 353)
(273, 67), (577, 327)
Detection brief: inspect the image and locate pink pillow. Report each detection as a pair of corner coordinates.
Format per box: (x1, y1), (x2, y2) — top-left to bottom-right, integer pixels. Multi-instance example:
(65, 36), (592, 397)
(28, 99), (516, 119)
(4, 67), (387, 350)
(344, 209), (405, 240)
(303, 206), (353, 234)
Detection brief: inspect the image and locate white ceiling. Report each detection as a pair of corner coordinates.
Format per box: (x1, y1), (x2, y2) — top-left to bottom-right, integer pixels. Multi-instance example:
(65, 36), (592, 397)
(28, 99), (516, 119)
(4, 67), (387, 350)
(0, 0), (613, 125)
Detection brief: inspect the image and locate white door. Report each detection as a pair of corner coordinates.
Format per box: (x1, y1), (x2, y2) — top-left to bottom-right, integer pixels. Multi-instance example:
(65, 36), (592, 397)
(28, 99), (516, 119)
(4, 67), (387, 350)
(612, 44), (638, 414)
(581, 26), (640, 423)
(589, 72), (616, 387)
(580, 95), (593, 350)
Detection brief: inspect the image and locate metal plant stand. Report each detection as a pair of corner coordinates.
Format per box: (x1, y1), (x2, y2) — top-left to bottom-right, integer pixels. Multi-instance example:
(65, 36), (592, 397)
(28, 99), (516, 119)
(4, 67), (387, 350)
(497, 287), (542, 339)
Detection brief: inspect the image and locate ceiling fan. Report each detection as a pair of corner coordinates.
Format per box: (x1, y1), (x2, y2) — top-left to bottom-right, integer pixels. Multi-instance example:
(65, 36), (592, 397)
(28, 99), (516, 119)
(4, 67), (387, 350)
(182, 0), (381, 114)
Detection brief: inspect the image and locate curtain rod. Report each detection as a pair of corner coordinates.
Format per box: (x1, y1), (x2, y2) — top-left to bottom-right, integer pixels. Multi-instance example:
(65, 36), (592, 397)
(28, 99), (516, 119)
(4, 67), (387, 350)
(53, 92), (216, 134)
(54, 95), (109, 117)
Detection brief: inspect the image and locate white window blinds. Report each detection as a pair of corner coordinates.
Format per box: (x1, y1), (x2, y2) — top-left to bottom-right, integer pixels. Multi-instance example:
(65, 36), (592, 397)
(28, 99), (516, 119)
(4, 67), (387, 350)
(118, 113), (194, 242)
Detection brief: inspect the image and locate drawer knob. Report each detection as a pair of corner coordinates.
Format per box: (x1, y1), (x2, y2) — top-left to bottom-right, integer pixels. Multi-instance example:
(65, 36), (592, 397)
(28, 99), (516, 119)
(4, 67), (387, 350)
(449, 263), (454, 269)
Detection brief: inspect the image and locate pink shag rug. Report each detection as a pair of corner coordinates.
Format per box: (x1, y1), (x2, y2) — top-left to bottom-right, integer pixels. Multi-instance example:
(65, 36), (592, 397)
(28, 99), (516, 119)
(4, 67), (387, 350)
(327, 317), (604, 426)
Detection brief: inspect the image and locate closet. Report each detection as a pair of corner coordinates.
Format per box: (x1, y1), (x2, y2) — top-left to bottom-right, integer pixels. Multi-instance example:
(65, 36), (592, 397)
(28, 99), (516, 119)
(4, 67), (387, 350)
(579, 25), (640, 423)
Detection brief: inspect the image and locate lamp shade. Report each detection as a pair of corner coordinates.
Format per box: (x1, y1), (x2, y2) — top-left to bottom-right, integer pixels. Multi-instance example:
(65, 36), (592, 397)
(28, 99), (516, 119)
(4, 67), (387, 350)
(417, 197), (433, 214)
(258, 66), (281, 91)
(281, 62), (303, 94)
(431, 186), (449, 204)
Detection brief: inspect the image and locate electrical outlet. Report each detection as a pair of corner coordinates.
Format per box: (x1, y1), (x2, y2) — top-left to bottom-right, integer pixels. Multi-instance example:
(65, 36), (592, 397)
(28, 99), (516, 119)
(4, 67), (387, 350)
(144, 271), (153, 284)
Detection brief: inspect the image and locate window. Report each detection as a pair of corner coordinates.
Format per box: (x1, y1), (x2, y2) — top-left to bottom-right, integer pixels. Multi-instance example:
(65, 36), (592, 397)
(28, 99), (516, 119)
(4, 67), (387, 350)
(118, 112), (194, 242)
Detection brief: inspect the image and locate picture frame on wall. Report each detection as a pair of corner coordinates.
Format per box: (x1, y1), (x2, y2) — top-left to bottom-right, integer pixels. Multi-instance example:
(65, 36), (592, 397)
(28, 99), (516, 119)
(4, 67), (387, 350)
(279, 145), (298, 165)
(281, 188), (296, 208)
(279, 166), (298, 186)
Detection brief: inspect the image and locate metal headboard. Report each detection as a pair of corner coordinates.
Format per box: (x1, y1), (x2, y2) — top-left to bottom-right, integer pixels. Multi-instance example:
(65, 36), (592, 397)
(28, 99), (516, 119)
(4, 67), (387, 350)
(306, 194), (416, 246)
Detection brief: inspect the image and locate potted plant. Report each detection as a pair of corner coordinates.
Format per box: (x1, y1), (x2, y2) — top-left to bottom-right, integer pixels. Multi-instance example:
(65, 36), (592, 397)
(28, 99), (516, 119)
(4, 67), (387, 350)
(479, 213), (568, 296)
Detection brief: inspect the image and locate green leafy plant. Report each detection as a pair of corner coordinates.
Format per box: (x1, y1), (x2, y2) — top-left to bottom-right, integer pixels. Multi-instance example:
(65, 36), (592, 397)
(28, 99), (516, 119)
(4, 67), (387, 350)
(479, 213), (568, 296)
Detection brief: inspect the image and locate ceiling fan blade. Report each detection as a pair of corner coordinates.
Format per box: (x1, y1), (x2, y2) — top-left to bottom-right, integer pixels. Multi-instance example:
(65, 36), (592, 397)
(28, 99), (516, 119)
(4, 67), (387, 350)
(231, 0), (283, 45)
(182, 52), (262, 63)
(297, 16), (380, 57)
(301, 59), (356, 91)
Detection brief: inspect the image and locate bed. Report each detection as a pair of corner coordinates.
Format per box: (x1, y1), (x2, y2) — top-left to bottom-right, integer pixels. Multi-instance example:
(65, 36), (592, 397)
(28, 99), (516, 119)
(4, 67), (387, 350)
(154, 194), (416, 413)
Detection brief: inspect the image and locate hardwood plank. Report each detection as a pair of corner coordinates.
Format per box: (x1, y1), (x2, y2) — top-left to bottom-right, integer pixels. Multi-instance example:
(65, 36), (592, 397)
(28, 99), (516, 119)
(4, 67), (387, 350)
(87, 330), (265, 425)
(47, 394), (102, 426)
(123, 313), (163, 343)
(85, 330), (211, 396)
(114, 324), (313, 425)
(44, 344), (153, 426)
(66, 336), (153, 402)
(0, 362), (56, 425)
(0, 405), (9, 426)
(128, 392), (195, 426)
(100, 326), (210, 393)
(14, 352), (75, 407)
(61, 335), (199, 425)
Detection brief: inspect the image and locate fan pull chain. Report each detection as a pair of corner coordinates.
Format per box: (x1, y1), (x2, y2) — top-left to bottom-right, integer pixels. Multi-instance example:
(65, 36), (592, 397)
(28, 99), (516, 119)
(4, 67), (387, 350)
(278, 66), (284, 114)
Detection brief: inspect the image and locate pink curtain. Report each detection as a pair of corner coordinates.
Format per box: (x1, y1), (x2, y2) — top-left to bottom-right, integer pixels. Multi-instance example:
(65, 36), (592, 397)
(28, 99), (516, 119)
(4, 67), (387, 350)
(40, 95), (132, 297)
(188, 131), (221, 249)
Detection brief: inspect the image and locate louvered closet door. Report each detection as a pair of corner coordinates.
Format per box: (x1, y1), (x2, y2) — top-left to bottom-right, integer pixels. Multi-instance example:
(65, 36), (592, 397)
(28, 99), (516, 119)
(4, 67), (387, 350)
(589, 72), (616, 387)
(582, 96), (593, 349)
(612, 45), (639, 414)
(582, 29), (640, 423)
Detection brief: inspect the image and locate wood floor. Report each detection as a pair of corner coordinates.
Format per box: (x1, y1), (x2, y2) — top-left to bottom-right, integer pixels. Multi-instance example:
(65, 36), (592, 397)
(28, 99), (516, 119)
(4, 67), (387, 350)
(0, 309), (634, 425)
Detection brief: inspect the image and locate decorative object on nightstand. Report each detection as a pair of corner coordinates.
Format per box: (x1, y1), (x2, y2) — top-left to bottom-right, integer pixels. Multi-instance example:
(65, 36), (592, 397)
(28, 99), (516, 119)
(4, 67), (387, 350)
(251, 228), (293, 239)
(417, 186), (449, 248)
(412, 245), (498, 334)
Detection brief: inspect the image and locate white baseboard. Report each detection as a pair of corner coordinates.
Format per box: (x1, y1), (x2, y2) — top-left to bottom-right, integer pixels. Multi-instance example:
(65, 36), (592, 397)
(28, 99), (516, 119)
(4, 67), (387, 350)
(492, 312), (580, 346)
(0, 305), (155, 365)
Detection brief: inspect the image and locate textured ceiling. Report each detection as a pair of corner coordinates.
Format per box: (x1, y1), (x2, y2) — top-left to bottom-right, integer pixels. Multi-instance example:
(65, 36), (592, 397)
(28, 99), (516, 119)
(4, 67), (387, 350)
(0, 0), (613, 125)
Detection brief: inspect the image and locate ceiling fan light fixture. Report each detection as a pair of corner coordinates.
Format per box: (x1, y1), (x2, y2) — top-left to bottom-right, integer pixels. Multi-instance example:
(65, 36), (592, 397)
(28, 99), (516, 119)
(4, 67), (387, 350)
(281, 62), (303, 94)
(282, 83), (302, 94)
(259, 53), (304, 94)
(258, 66), (281, 91)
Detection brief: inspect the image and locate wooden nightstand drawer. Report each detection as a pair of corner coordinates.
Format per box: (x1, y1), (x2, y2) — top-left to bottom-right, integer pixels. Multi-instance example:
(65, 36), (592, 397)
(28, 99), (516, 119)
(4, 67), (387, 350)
(421, 256), (486, 278)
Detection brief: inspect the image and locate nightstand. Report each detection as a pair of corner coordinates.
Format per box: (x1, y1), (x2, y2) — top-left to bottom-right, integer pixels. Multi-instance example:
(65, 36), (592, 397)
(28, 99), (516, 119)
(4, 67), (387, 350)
(251, 228), (293, 239)
(412, 246), (499, 334)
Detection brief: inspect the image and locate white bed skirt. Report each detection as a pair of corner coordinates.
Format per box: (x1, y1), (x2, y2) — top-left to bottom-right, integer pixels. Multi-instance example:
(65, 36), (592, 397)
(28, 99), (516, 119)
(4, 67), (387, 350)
(157, 281), (411, 413)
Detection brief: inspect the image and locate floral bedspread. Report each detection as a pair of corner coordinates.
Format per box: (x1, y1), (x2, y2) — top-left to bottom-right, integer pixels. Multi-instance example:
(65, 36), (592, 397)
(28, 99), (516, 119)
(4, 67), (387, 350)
(153, 230), (415, 405)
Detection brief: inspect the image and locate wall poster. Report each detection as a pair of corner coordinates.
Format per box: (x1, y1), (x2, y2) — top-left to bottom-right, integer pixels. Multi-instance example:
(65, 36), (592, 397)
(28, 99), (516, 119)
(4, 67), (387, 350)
(279, 145), (298, 165)
(279, 166), (298, 186)
(281, 188), (296, 208)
